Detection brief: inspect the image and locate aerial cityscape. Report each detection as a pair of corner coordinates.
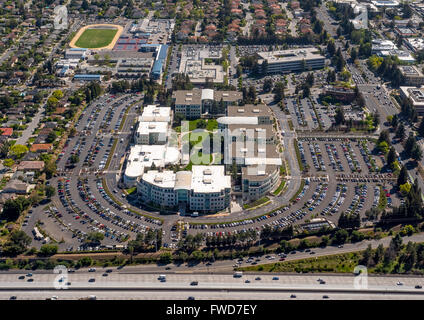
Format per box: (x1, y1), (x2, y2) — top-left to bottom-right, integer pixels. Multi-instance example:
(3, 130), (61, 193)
(1, 0), (424, 303)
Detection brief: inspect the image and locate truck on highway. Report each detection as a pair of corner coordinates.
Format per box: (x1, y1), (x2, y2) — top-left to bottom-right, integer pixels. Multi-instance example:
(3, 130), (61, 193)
(233, 271), (243, 278)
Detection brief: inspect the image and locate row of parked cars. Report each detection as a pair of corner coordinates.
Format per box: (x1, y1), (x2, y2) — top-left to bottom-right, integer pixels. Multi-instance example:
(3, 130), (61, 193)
(58, 178), (128, 242)
(96, 179), (162, 227)
(78, 179), (150, 238)
(325, 143), (344, 172)
(341, 142), (361, 173)
(320, 184), (347, 216)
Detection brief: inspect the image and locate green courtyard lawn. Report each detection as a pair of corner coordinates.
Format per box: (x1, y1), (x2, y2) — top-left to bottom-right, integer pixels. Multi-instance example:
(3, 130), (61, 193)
(75, 28), (118, 48)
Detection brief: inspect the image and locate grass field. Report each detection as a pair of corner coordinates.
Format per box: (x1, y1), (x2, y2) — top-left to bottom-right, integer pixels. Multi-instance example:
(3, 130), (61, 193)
(238, 252), (362, 273)
(74, 28), (118, 48)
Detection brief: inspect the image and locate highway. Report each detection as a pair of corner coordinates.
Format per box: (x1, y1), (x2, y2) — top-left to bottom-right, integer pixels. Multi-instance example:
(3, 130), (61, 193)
(1, 271), (424, 300)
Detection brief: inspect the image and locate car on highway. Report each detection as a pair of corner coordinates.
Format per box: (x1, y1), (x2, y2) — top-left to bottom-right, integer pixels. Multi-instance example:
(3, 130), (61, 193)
(290, 294), (296, 298)
(255, 277), (261, 281)
(272, 277), (279, 280)
(323, 295), (329, 299)
(245, 280), (251, 283)
(88, 278), (96, 282)
(415, 285), (422, 289)
(190, 281), (198, 286)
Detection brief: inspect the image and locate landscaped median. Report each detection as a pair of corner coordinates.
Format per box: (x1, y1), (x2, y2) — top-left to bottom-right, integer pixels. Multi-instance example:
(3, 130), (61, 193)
(293, 139), (304, 172)
(290, 179), (306, 203)
(243, 196), (271, 210)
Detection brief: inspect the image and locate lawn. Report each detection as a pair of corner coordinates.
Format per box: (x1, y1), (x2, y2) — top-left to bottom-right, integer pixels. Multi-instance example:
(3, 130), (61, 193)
(75, 28), (118, 48)
(243, 197), (270, 209)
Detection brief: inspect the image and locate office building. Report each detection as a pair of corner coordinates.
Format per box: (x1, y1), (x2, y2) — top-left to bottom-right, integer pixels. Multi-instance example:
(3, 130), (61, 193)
(399, 66), (424, 86)
(256, 48), (325, 74)
(123, 144), (180, 187)
(399, 86), (424, 115)
(137, 166), (231, 213)
(172, 88), (242, 119)
(135, 121), (168, 145)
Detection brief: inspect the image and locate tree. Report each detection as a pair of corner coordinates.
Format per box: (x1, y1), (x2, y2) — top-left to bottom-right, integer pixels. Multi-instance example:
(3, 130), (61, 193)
(387, 147), (396, 168)
(45, 185), (56, 198)
(159, 252), (173, 264)
(327, 40), (336, 56)
(335, 107), (345, 125)
(3, 158), (14, 167)
(400, 182), (412, 196)
(70, 154), (79, 164)
(395, 123), (405, 141)
(39, 244), (58, 256)
(45, 131), (57, 143)
(404, 132), (416, 156)
(1, 196), (30, 221)
(263, 78), (273, 93)
(273, 82), (285, 103)
(378, 130), (390, 145)
(378, 141), (389, 155)
(397, 165), (408, 187)
(10, 144), (28, 159)
(86, 232), (104, 246)
(411, 144), (423, 162)
(2, 230), (31, 256)
(44, 160), (57, 179)
(333, 229), (349, 244)
(418, 117), (424, 137)
(391, 114), (398, 130)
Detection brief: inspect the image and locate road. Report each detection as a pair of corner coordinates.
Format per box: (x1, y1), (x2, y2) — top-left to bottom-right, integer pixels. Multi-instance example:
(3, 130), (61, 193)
(1, 271), (424, 300)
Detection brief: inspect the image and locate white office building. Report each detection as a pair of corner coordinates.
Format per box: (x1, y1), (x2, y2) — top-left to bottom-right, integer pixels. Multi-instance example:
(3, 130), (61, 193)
(257, 48), (325, 74)
(140, 105), (172, 123)
(135, 121), (168, 145)
(136, 166), (231, 213)
(123, 145), (180, 187)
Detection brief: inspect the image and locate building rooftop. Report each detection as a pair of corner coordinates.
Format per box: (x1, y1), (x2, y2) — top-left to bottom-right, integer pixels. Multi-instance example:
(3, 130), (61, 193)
(142, 170), (176, 189)
(190, 165), (231, 193)
(125, 145), (180, 179)
(400, 86), (424, 106)
(399, 65), (423, 77)
(257, 48), (324, 63)
(227, 104), (271, 118)
(140, 105), (171, 123)
(17, 161), (45, 171)
(173, 88), (241, 106)
(137, 121), (168, 135)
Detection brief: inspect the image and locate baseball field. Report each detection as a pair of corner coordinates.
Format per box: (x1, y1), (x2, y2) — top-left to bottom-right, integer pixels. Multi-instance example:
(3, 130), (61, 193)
(70, 24), (123, 50)
(74, 28), (117, 48)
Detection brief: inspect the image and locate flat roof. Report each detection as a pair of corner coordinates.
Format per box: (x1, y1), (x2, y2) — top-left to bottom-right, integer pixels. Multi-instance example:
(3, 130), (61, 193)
(173, 89), (241, 106)
(137, 121), (168, 135)
(142, 170), (176, 188)
(257, 48), (324, 63)
(190, 165), (231, 193)
(125, 145), (180, 178)
(140, 105), (171, 122)
(227, 104), (271, 118)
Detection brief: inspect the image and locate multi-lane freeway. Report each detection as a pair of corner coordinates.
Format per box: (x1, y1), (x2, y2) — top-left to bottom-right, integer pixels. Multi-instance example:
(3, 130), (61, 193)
(1, 271), (424, 300)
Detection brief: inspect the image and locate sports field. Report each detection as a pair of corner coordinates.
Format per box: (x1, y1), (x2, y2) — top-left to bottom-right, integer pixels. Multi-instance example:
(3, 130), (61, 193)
(74, 28), (118, 48)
